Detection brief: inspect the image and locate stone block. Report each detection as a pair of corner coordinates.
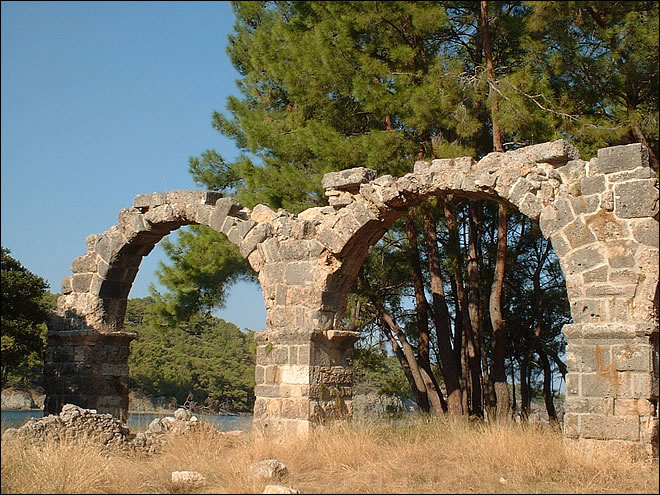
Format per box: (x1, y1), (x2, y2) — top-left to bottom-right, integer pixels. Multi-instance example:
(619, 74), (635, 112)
(71, 273), (93, 293)
(564, 218), (596, 249)
(510, 139), (579, 165)
(565, 397), (614, 415)
(570, 298), (606, 323)
(539, 199), (574, 238)
(565, 373), (580, 395)
(518, 193), (543, 220)
(615, 398), (656, 416)
(563, 413), (579, 438)
(585, 210), (627, 241)
(612, 344), (653, 372)
(240, 222), (271, 258)
(566, 344), (611, 373)
(580, 175), (606, 196)
(569, 195), (599, 215)
(316, 225), (346, 253)
(631, 218), (659, 248)
(582, 265), (608, 283)
(614, 179), (659, 219)
(208, 197), (238, 232)
(322, 167), (377, 191)
(563, 245), (606, 278)
(606, 239), (638, 268)
(594, 143), (649, 174)
(580, 414), (641, 441)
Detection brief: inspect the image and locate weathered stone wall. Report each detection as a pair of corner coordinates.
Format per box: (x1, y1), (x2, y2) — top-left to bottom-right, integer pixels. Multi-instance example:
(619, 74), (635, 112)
(45, 140), (658, 455)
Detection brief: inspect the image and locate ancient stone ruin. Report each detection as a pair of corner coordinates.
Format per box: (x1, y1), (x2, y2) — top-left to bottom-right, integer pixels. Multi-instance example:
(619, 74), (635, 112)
(44, 140), (659, 456)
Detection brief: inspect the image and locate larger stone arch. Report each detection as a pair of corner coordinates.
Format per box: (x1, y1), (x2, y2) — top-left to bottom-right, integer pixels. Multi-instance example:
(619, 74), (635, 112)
(45, 140), (658, 455)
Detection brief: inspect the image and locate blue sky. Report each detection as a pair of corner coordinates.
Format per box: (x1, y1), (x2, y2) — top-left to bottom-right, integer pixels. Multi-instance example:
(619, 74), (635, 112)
(1, 1), (266, 331)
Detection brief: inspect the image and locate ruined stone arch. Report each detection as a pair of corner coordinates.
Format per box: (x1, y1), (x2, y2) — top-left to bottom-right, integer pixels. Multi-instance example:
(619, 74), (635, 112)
(45, 140), (658, 456)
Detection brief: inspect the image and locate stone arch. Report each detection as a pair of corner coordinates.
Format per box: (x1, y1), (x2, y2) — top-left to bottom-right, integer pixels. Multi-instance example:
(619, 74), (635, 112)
(45, 140), (658, 455)
(45, 190), (269, 419)
(53, 191), (264, 331)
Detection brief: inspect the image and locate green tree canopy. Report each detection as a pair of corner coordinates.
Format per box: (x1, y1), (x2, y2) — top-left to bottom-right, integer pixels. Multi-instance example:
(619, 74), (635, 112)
(1, 247), (50, 386)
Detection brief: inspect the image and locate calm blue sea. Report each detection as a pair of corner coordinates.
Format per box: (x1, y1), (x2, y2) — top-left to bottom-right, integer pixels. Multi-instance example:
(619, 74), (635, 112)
(1, 409), (252, 432)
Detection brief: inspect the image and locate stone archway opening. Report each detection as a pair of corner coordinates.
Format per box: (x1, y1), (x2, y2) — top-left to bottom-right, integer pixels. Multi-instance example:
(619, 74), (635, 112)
(341, 195), (572, 423)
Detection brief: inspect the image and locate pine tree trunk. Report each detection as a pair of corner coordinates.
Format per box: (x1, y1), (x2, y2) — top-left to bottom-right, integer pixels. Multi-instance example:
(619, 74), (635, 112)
(363, 278), (431, 412)
(480, 0), (504, 153)
(404, 212), (446, 415)
(466, 202), (484, 418)
(538, 349), (559, 426)
(422, 203), (464, 415)
(490, 205), (510, 421)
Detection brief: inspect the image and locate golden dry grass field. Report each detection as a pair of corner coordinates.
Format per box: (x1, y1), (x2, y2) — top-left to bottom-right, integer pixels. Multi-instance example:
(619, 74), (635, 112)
(1, 416), (658, 494)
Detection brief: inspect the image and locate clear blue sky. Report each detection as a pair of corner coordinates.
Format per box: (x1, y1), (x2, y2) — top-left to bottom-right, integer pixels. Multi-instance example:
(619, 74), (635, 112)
(1, 1), (266, 331)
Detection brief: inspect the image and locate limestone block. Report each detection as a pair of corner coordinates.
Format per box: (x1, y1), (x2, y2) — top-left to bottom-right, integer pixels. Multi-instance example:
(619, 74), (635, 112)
(517, 193), (543, 220)
(569, 195), (599, 216)
(615, 398), (656, 416)
(580, 414), (640, 441)
(580, 175), (606, 196)
(593, 143), (649, 174)
(582, 265), (608, 284)
(280, 365), (311, 385)
(548, 232), (571, 256)
(614, 179), (659, 219)
(564, 397), (614, 415)
(94, 227), (124, 264)
(249, 459), (289, 481)
(263, 484), (300, 494)
(71, 253), (97, 274)
(556, 159), (587, 183)
(209, 197), (239, 232)
(132, 192), (167, 209)
(563, 412), (579, 438)
(315, 224), (347, 253)
(566, 344), (611, 373)
(508, 139), (579, 165)
(607, 167), (656, 182)
(585, 210), (628, 241)
(171, 471), (206, 487)
(539, 199), (574, 237)
(570, 298), (606, 323)
(240, 222), (271, 258)
(61, 276), (73, 295)
(258, 237), (282, 263)
(631, 218), (659, 248)
(606, 239), (638, 269)
(71, 273), (93, 293)
(322, 167), (377, 191)
(562, 244), (606, 278)
(581, 373), (625, 398)
(225, 218), (256, 245)
(248, 250), (265, 273)
(600, 190), (614, 211)
(563, 218), (597, 249)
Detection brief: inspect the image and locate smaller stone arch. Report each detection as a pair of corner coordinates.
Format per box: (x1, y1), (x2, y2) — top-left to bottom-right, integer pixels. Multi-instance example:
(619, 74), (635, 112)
(45, 190), (268, 419)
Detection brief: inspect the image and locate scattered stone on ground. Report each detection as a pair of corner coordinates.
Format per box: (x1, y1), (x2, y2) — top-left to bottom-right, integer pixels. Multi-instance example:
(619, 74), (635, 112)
(171, 470), (206, 487)
(263, 484), (300, 494)
(249, 459), (289, 480)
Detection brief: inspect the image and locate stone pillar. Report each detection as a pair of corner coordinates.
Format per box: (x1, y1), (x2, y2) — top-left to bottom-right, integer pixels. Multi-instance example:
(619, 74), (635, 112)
(43, 329), (135, 422)
(563, 323), (658, 456)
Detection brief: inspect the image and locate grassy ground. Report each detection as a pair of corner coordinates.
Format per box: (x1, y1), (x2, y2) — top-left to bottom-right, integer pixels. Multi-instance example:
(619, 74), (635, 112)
(1, 416), (658, 494)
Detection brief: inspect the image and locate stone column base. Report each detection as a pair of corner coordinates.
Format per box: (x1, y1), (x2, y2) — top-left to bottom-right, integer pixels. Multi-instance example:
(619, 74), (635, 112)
(44, 329), (135, 422)
(563, 322), (658, 458)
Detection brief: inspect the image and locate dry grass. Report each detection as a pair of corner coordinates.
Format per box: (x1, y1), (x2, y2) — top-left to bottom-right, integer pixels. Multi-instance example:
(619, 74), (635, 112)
(1, 416), (658, 494)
